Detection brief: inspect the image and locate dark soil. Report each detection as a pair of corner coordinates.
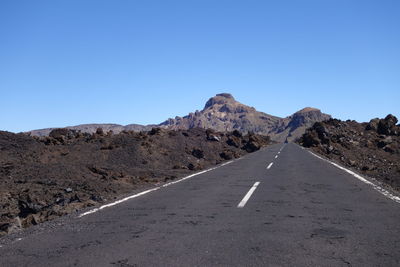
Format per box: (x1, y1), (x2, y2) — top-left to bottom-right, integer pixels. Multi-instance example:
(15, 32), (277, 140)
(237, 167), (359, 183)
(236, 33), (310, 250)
(0, 127), (270, 236)
(298, 114), (400, 191)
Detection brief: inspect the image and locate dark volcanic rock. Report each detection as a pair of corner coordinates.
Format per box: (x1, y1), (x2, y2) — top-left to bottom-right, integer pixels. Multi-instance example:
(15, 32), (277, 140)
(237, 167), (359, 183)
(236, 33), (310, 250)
(0, 128), (271, 236)
(192, 148), (204, 159)
(298, 115), (400, 191)
(219, 151), (234, 160)
(96, 128), (104, 135)
(377, 114), (398, 135)
(366, 118), (380, 131)
(227, 136), (241, 148)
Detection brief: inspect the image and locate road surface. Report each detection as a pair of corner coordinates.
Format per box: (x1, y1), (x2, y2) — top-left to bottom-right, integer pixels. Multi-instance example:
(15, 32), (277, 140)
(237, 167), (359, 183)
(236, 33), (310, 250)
(1, 143), (399, 266)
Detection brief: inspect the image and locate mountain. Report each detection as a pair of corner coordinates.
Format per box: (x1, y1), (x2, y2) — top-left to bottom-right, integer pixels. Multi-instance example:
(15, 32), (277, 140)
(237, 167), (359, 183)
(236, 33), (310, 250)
(27, 93), (331, 142)
(159, 93), (281, 133)
(159, 93), (331, 142)
(271, 107), (332, 142)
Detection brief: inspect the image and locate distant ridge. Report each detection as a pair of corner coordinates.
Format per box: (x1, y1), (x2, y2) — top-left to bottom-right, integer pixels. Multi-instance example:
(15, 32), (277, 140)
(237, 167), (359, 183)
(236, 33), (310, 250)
(28, 93), (331, 142)
(29, 124), (154, 137)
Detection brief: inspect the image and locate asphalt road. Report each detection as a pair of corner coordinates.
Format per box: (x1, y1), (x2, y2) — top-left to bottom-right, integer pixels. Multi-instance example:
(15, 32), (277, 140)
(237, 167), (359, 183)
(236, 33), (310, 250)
(1, 143), (399, 266)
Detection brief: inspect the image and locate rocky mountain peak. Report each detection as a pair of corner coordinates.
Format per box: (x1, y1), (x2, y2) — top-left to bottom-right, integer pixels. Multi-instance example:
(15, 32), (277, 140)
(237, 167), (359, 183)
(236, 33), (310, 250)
(295, 107), (321, 113)
(287, 107), (331, 130)
(203, 93), (236, 110)
(216, 93), (234, 99)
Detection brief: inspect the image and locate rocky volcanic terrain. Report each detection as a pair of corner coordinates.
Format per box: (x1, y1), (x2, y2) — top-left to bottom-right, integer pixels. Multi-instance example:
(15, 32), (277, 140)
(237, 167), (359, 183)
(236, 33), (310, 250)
(0, 127), (270, 236)
(298, 115), (400, 191)
(29, 93), (331, 142)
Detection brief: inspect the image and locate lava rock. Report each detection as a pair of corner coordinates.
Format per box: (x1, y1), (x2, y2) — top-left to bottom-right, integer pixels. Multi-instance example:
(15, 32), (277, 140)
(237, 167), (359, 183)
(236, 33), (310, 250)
(220, 151), (234, 160)
(242, 141), (261, 152)
(366, 118), (380, 131)
(96, 128), (104, 135)
(227, 136), (241, 148)
(192, 148), (204, 159)
(377, 114), (398, 135)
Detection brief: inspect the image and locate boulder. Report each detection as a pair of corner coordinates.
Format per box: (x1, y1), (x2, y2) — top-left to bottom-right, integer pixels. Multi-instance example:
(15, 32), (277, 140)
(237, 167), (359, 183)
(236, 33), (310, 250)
(96, 128), (104, 135)
(232, 130), (242, 138)
(300, 131), (320, 147)
(0, 217), (22, 236)
(227, 136), (241, 148)
(377, 136), (393, 148)
(192, 148), (204, 159)
(49, 128), (70, 139)
(383, 144), (396, 153)
(377, 114), (398, 135)
(314, 122), (330, 144)
(242, 140), (261, 152)
(366, 118), (380, 131)
(49, 128), (77, 140)
(220, 151), (234, 160)
(149, 127), (163, 135)
(187, 163), (203, 171)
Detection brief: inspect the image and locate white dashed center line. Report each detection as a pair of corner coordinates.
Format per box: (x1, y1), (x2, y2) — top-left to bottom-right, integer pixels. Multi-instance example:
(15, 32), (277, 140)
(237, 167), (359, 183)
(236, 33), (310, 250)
(237, 182), (260, 208)
(267, 162), (273, 169)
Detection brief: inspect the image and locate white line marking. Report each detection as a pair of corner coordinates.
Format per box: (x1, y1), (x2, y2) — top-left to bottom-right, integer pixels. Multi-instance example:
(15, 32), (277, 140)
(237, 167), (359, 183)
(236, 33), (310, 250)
(220, 160), (234, 167)
(79, 187), (160, 217)
(278, 151), (280, 154)
(237, 182), (260, 208)
(308, 150), (400, 204)
(275, 155), (278, 159)
(267, 162), (273, 169)
(79, 160), (235, 217)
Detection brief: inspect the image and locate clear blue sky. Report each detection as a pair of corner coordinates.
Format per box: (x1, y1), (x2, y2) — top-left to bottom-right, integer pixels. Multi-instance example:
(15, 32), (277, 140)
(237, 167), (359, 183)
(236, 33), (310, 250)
(1, 0), (399, 133)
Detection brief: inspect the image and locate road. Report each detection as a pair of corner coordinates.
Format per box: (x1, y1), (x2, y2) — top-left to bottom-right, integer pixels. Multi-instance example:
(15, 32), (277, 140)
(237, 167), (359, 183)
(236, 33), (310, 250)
(1, 143), (399, 266)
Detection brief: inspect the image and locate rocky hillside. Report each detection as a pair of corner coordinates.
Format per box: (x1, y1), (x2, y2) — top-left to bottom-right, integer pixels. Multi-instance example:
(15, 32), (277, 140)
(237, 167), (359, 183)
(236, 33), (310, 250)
(0, 127), (270, 236)
(159, 93), (331, 142)
(160, 93), (281, 134)
(28, 93), (331, 142)
(298, 115), (400, 191)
